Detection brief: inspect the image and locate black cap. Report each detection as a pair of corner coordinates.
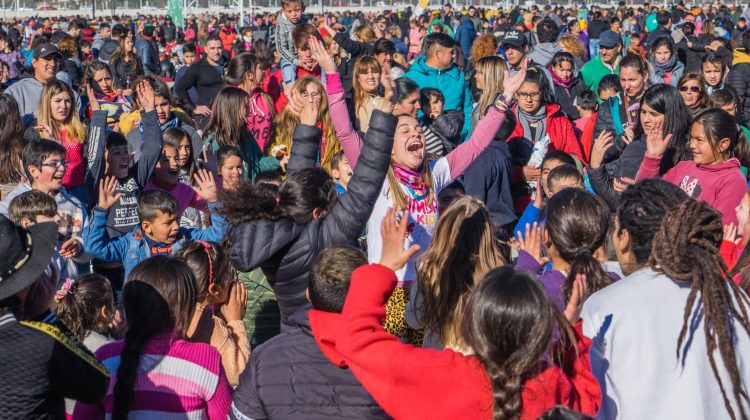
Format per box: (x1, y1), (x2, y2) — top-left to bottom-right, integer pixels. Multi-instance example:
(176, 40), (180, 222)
(502, 30), (528, 48)
(599, 30), (622, 49)
(33, 43), (62, 60)
(0, 216), (58, 301)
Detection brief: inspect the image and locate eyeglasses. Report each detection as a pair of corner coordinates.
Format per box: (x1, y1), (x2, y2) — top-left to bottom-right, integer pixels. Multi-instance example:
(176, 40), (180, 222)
(679, 85), (701, 93)
(41, 160), (68, 170)
(515, 92), (541, 100)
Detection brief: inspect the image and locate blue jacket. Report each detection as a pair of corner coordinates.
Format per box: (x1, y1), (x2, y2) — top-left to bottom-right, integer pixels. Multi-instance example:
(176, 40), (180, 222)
(454, 16), (476, 63)
(83, 202), (226, 279)
(404, 56), (473, 138)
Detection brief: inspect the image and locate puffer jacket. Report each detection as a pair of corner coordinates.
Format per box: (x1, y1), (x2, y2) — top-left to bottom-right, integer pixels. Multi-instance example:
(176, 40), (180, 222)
(229, 111), (395, 330)
(587, 137), (647, 211)
(592, 93), (642, 172)
(728, 49), (750, 125)
(230, 309), (388, 419)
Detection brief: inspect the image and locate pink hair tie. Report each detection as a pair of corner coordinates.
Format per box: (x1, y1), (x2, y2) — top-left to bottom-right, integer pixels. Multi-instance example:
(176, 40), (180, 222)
(196, 241), (214, 285)
(54, 278), (76, 303)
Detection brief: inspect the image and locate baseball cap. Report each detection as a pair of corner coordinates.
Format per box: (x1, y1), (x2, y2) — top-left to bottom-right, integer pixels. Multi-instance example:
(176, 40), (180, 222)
(33, 43), (62, 60)
(502, 30), (528, 48)
(599, 30), (622, 49)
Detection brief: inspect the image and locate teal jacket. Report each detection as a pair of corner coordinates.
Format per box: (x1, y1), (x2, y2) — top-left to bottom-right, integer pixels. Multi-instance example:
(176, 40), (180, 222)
(404, 56), (473, 139)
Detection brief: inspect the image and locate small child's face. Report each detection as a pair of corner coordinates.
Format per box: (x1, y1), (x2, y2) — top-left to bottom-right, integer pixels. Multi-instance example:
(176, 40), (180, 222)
(219, 155), (243, 190)
(332, 156), (352, 188)
(282, 3), (303, 23)
(105, 145), (131, 179)
(153, 146), (180, 186)
(143, 210), (180, 244)
(176, 137), (191, 168)
(541, 159), (565, 197)
(426, 97), (444, 119)
(720, 103), (737, 117)
(31, 153), (66, 192)
(82, 45), (91, 54)
(183, 51), (197, 67)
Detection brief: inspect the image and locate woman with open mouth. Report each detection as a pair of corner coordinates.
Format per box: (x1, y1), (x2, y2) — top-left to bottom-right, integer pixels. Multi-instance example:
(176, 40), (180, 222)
(312, 37), (527, 343)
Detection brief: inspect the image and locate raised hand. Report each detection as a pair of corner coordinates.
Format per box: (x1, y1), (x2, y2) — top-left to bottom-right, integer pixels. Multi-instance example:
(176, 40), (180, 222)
(193, 169), (219, 203)
(86, 83), (100, 111)
(590, 130), (614, 169)
(219, 281), (248, 322)
(644, 119), (671, 158)
(502, 58), (528, 98)
(516, 222), (548, 265)
(98, 176), (122, 209)
(35, 123), (54, 139)
(622, 125), (635, 146)
(136, 80), (156, 112)
(308, 35), (337, 74)
(298, 90), (320, 126)
(379, 207), (421, 272)
(379, 62), (396, 114)
(564, 273), (588, 324)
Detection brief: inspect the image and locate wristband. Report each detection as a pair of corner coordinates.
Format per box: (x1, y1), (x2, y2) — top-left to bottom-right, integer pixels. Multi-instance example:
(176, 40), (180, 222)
(493, 93), (515, 111)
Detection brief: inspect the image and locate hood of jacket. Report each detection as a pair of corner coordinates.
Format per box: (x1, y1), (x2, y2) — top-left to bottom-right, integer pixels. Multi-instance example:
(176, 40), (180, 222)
(229, 218), (307, 272)
(697, 157), (742, 172)
(408, 55), (462, 80)
(734, 49), (750, 65)
(308, 309), (349, 368)
(528, 42), (562, 64)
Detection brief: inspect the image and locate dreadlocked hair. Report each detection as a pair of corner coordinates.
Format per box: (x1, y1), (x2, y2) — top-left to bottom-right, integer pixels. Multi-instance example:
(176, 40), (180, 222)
(112, 256), (197, 420)
(650, 199), (750, 420)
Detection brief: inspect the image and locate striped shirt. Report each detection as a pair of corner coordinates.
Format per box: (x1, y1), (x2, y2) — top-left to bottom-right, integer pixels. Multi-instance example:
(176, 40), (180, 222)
(72, 335), (232, 419)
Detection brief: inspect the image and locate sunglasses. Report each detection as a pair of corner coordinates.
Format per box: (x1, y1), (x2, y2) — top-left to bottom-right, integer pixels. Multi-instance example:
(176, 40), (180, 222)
(679, 85), (701, 93)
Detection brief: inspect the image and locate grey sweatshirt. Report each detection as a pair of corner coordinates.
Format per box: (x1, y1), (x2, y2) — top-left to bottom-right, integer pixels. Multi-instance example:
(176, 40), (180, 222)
(275, 12), (299, 65)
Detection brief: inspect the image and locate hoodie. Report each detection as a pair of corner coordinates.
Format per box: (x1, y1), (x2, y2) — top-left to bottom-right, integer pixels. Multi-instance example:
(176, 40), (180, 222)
(404, 56), (473, 137)
(527, 42), (562, 67)
(637, 156), (747, 225)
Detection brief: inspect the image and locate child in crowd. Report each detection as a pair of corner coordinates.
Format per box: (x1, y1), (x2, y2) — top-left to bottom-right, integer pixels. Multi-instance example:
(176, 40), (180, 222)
(82, 60), (132, 127)
(181, 240), (250, 387)
(276, 0), (304, 87)
(217, 146), (244, 191)
(0, 140), (87, 275)
(516, 188), (618, 310)
(145, 131), (209, 218)
(573, 90), (599, 162)
(72, 256), (232, 418)
(80, 40), (93, 61)
(330, 150), (352, 194)
(514, 151), (579, 239)
(636, 108), (749, 225)
(406, 196), (506, 352)
(231, 245), (387, 419)
(83, 177), (226, 279)
(53, 273), (115, 351)
(336, 207), (601, 419)
(419, 87), (464, 158)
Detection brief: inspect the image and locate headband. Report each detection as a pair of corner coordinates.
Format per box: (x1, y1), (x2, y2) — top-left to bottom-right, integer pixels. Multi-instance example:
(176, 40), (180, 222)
(196, 240), (214, 285)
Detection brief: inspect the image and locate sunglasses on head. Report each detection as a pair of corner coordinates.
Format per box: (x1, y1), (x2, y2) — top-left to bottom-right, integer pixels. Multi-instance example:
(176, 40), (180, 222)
(679, 85), (701, 93)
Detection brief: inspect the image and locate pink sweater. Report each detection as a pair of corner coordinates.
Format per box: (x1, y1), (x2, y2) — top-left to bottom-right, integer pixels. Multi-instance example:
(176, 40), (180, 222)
(72, 335), (232, 419)
(325, 72), (504, 180)
(144, 179), (207, 216)
(636, 155), (748, 225)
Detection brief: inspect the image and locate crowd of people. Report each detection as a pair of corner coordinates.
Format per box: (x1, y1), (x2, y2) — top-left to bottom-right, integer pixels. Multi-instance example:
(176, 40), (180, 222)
(2, 1), (750, 418)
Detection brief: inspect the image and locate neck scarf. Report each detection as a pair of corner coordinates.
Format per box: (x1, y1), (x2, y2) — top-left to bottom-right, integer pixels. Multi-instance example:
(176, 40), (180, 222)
(651, 54), (677, 78)
(515, 105), (548, 146)
(392, 162), (427, 200)
(550, 70), (573, 91)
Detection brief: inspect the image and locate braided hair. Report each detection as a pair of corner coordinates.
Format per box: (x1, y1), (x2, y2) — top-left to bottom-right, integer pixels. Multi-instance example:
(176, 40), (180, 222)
(651, 200), (750, 420)
(112, 256), (197, 419)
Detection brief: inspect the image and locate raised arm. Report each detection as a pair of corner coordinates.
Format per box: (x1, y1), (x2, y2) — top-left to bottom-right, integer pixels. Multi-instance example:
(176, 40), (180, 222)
(83, 92), (109, 210)
(133, 81), (163, 187)
(333, 30), (373, 58)
(286, 89), (323, 175)
(310, 36), (364, 167)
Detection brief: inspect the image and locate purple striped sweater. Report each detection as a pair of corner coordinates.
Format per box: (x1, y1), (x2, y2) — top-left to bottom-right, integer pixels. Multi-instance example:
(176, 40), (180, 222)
(72, 334), (232, 419)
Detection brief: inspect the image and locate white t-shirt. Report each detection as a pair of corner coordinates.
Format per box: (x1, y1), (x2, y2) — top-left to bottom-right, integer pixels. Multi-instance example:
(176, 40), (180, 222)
(367, 158), (453, 287)
(581, 267), (750, 419)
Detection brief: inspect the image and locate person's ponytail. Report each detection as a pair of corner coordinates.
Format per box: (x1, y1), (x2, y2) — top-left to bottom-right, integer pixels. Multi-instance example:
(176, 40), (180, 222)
(563, 248), (610, 304)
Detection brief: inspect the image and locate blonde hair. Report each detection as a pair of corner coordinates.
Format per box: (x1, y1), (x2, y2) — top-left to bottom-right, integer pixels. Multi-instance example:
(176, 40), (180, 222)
(354, 25), (377, 43)
(273, 76), (341, 171)
(386, 25), (402, 39)
(475, 56), (506, 118)
(416, 196), (506, 351)
(353, 56), (381, 118)
(559, 35), (586, 60)
(38, 80), (86, 144)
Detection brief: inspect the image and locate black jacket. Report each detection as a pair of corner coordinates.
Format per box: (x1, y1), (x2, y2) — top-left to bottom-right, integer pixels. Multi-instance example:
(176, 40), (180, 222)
(174, 57), (226, 110)
(423, 110), (464, 155)
(644, 27), (672, 50)
(160, 23), (177, 43)
(230, 111), (396, 329)
(587, 137), (646, 211)
(0, 314), (109, 419)
(230, 309), (388, 419)
(463, 140), (517, 228)
(552, 76), (587, 120)
(728, 60), (750, 125)
(110, 56), (141, 90)
(334, 31), (375, 96)
(675, 36), (707, 72)
(592, 93), (642, 171)
(587, 19), (609, 39)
